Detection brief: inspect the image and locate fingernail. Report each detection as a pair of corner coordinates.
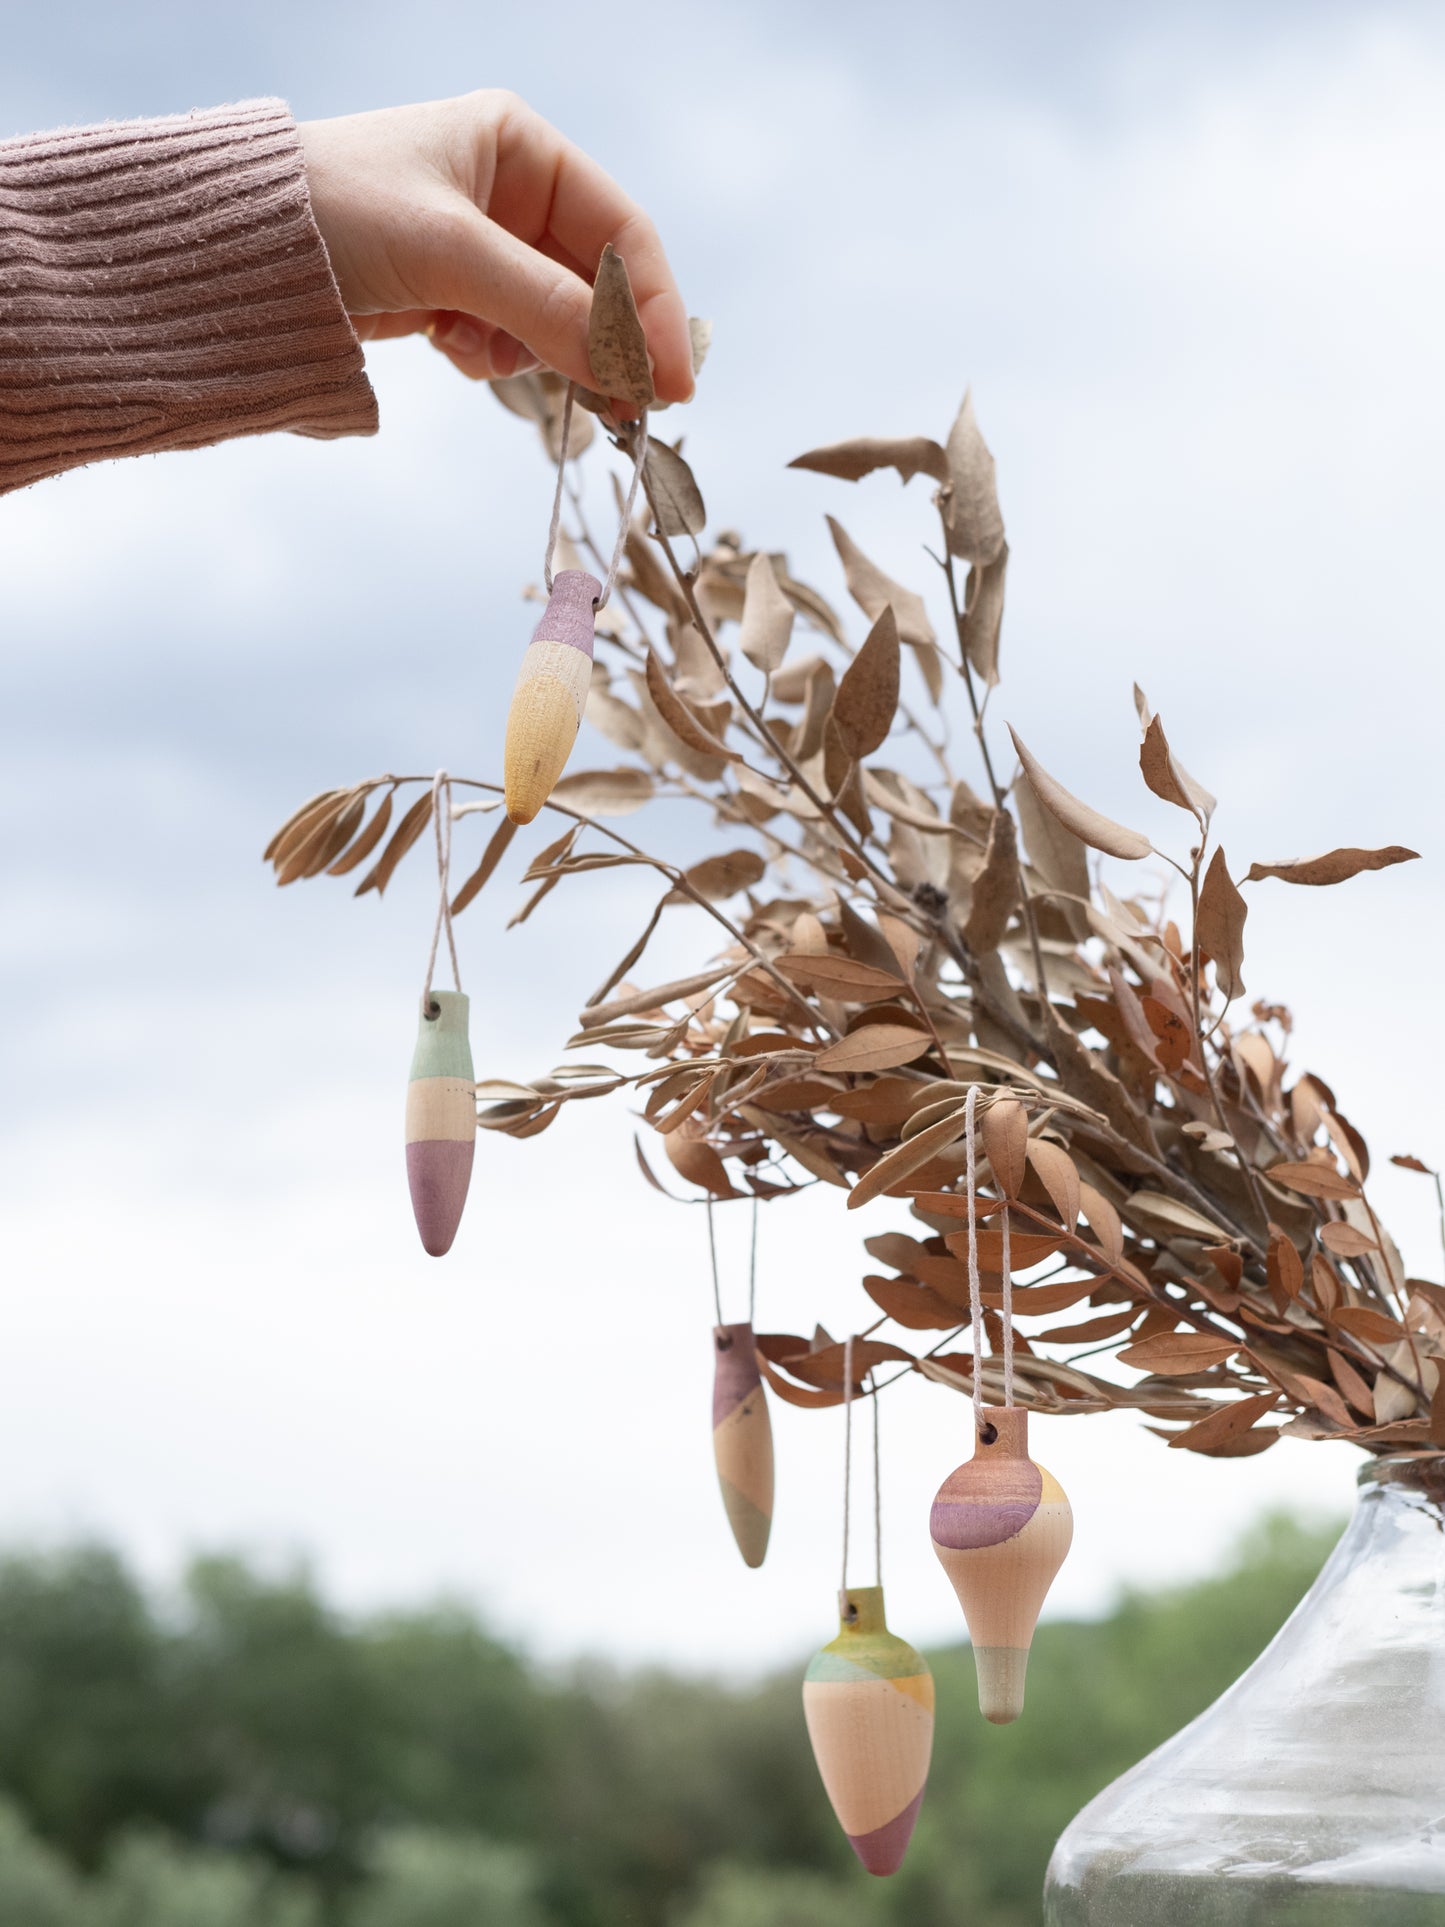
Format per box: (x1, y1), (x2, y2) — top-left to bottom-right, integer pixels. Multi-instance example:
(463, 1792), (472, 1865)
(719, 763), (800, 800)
(490, 331), (539, 379)
(434, 316), (485, 358)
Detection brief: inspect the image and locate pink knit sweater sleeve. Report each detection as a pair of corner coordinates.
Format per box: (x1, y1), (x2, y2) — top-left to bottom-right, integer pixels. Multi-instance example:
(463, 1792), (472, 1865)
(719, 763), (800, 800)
(0, 98), (378, 496)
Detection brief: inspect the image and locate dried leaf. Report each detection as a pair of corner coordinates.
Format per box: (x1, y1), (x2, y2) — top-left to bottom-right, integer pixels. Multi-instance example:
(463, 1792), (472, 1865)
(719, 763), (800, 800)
(788, 436), (948, 486)
(1027, 1140), (1081, 1233)
(644, 441), (706, 539)
(355, 790), (432, 898)
(1038, 1306), (1140, 1344)
(962, 808), (1020, 953)
(1266, 1160), (1359, 1200)
(812, 1026), (932, 1074)
(680, 850), (766, 900)
(663, 1130), (737, 1198)
(1331, 1305), (1403, 1347)
(981, 1098), (1028, 1199)
(1245, 846), (1419, 887)
(327, 789), (394, 876)
(1327, 1348), (1375, 1416)
(847, 1106), (972, 1209)
(738, 551), (795, 674)
(644, 649), (736, 760)
(1391, 1154), (1434, 1175)
(587, 243), (654, 407)
(960, 544), (1008, 687)
(825, 517), (935, 652)
(1319, 1222), (1379, 1257)
(863, 1273), (961, 1331)
(550, 768), (654, 816)
(774, 952), (902, 1003)
(941, 390), (1006, 565)
(1267, 1229), (1305, 1306)
(1168, 1391), (1278, 1453)
(1195, 846), (1247, 1002)
(451, 815), (517, 915)
(833, 605), (901, 759)
(1119, 1332), (1239, 1374)
(1009, 728), (1151, 861)
(1077, 1183), (1125, 1265)
(265, 789), (343, 865)
(580, 965), (734, 1028)
(1139, 714), (1215, 823)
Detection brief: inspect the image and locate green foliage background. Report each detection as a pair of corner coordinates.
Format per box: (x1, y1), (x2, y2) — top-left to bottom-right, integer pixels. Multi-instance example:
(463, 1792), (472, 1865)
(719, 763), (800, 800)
(0, 1516), (1336, 1926)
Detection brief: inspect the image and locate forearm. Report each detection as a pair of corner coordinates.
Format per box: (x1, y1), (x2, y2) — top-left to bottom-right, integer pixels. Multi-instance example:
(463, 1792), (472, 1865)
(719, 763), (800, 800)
(0, 99), (377, 497)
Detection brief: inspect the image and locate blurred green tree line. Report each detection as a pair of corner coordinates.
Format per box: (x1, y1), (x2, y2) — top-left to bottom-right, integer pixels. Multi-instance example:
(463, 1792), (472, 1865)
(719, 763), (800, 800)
(0, 1515), (1337, 1926)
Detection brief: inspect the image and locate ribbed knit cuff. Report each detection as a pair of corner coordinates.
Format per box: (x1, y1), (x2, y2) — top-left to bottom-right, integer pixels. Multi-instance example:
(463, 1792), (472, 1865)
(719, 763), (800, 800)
(0, 99), (378, 496)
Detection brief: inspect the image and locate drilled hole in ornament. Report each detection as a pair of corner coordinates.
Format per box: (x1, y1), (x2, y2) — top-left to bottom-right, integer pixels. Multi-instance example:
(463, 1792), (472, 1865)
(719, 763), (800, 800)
(978, 1421), (999, 1446)
(423, 998), (441, 1022)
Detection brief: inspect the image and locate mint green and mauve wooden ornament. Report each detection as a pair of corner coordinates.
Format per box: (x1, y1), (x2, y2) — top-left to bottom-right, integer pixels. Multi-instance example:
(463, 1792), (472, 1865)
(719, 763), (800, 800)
(803, 1586), (934, 1876)
(405, 990), (476, 1256)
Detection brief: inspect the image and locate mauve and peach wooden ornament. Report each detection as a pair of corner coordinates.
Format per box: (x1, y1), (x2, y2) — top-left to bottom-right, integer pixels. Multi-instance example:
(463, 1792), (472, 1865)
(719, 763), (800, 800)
(405, 989), (476, 1257)
(929, 1405), (1072, 1723)
(712, 1322), (773, 1567)
(803, 1586), (934, 1876)
(504, 569), (601, 826)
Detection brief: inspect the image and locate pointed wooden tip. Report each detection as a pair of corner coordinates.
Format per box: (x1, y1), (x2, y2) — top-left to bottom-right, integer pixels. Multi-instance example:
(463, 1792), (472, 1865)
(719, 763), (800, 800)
(974, 1646), (1028, 1723)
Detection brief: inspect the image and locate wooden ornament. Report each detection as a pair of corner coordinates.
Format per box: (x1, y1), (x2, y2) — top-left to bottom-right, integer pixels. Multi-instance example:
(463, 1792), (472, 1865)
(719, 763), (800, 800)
(802, 1585), (934, 1876)
(929, 1406), (1072, 1724)
(712, 1322), (773, 1568)
(405, 990), (476, 1257)
(504, 569), (601, 826)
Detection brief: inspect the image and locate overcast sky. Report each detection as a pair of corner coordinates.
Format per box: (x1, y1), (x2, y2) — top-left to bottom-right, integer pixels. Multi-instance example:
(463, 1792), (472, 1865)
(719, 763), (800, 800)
(2, 0), (1443, 1674)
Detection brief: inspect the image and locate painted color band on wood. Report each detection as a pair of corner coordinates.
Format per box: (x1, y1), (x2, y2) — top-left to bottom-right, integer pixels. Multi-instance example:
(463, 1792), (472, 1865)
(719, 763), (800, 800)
(503, 570), (601, 826)
(406, 989), (475, 1257)
(929, 1406), (1072, 1724)
(712, 1322), (773, 1568)
(803, 1586), (933, 1876)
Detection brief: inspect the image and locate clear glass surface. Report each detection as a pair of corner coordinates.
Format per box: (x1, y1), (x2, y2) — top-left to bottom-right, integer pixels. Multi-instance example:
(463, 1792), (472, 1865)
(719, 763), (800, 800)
(1044, 1455), (1445, 1926)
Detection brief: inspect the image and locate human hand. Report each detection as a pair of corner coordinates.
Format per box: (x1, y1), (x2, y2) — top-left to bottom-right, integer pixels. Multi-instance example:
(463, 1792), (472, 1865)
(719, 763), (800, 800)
(298, 93), (693, 408)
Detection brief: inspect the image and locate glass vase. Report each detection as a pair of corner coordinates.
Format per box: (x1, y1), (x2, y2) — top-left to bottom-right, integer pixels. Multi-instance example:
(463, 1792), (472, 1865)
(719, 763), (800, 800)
(1044, 1454), (1445, 1926)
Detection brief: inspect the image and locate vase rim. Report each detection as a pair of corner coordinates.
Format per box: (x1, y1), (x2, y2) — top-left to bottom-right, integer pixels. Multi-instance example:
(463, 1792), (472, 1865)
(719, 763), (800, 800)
(1357, 1449), (1445, 1499)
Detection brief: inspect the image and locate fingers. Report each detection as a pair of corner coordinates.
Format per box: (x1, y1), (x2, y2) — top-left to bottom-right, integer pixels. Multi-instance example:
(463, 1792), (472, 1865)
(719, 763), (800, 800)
(479, 97), (695, 405)
(429, 311), (541, 381)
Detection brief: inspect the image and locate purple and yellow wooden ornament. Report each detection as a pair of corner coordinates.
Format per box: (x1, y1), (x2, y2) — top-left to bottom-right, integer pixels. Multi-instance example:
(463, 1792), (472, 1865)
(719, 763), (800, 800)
(405, 990), (476, 1257)
(503, 569), (601, 826)
(803, 1586), (934, 1876)
(929, 1407), (1072, 1723)
(712, 1322), (773, 1568)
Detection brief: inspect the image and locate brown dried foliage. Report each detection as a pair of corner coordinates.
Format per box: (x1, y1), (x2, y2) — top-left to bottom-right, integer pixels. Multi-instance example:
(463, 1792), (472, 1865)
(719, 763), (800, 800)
(266, 325), (1434, 1462)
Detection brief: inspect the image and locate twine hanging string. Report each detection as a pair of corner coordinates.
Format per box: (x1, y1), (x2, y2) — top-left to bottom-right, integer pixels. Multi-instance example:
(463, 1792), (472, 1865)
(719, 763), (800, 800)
(963, 1085), (1018, 1422)
(705, 1196), (724, 1327)
(421, 770), (460, 1013)
(840, 1332), (884, 1606)
(542, 381), (650, 613)
(963, 1086), (986, 1427)
(748, 1194), (759, 1326)
(841, 1332), (856, 1601)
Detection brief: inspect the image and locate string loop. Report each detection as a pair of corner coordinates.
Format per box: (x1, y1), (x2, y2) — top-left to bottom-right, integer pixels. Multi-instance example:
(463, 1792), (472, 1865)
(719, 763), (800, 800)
(839, 1337), (884, 1604)
(422, 770), (460, 1012)
(542, 381), (649, 613)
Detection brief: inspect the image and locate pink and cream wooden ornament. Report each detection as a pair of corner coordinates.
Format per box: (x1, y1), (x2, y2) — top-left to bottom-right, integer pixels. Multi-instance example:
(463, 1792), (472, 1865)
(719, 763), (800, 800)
(712, 1322), (773, 1568)
(803, 1586), (934, 1876)
(928, 1086), (1073, 1723)
(503, 567), (601, 827)
(405, 772), (476, 1257)
(930, 1405), (1071, 1723)
(503, 381), (649, 827)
